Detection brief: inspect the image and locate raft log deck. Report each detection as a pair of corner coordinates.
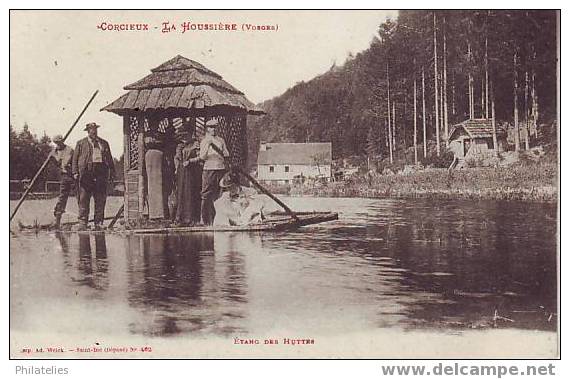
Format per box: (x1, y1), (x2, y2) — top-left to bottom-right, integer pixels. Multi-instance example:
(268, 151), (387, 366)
(131, 211), (338, 234)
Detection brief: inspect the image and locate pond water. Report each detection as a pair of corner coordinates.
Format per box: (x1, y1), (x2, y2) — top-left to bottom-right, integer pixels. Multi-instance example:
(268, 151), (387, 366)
(10, 197), (557, 340)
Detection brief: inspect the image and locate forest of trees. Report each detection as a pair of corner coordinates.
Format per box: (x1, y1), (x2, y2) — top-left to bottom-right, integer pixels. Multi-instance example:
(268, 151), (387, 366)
(248, 10), (558, 166)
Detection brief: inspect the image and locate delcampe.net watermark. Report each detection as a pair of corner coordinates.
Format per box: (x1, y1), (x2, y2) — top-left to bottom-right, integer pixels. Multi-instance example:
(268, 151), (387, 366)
(381, 362), (556, 378)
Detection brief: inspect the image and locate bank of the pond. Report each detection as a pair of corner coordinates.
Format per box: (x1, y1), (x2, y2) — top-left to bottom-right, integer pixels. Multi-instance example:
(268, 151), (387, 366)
(288, 163), (557, 203)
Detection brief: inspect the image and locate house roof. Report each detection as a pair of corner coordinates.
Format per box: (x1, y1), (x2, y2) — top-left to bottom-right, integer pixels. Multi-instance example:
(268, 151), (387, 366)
(257, 143), (332, 165)
(101, 55), (264, 115)
(448, 119), (506, 140)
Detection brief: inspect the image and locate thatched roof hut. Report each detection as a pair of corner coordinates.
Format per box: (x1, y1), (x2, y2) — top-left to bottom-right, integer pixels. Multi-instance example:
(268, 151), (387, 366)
(102, 55), (263, 224)
(102, 55), (263, 115)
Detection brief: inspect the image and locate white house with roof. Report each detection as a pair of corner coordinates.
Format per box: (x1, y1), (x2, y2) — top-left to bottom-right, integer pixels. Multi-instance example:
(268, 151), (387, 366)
(257, 142), (332, 184)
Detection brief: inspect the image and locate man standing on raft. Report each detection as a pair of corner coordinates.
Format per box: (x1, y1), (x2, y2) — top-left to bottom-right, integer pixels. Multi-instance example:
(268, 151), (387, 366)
(199, 118), (229, 225)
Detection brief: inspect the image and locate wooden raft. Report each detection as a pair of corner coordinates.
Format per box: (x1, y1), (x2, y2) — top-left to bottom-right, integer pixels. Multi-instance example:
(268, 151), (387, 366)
(131, 211), (338, 234)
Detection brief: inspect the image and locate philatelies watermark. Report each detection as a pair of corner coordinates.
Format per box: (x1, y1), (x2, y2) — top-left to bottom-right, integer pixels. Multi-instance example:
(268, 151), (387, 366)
(15, 365), (69, 375)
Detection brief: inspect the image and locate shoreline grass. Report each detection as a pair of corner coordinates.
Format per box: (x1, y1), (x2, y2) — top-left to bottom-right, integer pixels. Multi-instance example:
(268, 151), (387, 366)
(287, 161), (557, 203)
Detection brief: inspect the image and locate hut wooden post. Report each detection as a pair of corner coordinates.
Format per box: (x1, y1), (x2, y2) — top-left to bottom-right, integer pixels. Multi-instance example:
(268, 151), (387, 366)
(122, 115), (130, 221)
(137, 115), (146, 222)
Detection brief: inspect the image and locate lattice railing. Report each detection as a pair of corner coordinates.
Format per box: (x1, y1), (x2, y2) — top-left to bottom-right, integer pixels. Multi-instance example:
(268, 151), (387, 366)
(207, 114), (247, 169)
(128, 114), (246, 170)
(128, 116), (140, 170)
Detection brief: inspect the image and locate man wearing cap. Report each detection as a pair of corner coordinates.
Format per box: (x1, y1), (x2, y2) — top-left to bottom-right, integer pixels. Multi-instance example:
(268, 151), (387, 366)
(49, 135), (74, 228)
(199, 118), (229, 225)
(72, 122), (115, 230)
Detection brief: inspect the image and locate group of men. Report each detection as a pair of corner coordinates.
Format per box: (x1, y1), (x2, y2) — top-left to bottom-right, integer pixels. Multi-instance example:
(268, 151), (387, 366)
(50, 119), (262, 229)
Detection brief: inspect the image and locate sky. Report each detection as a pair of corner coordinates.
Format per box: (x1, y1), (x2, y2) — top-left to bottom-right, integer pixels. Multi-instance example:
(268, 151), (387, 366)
(10, 10), (397, 156)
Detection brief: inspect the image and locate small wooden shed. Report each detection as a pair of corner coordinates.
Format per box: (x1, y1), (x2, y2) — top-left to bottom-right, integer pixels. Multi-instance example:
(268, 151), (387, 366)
(447, 119), (506, 160)
(102, 55), (263, 224)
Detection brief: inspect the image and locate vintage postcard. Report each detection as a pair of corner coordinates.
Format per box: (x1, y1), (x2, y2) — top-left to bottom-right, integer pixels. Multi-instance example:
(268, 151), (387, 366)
(9, 9), (559, 359)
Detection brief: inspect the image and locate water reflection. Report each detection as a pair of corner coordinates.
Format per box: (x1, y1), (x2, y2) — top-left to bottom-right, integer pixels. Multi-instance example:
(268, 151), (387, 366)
(56, 232), (109, 291)
(280, 199), (557, 330)
(125, 233), (254, 336)
(13, 198), (557, 339)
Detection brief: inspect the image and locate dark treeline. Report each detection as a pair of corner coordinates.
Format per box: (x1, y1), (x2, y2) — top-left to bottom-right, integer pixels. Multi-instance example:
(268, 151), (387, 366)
(9, 124), (123, 187)
(248, 10), (557, 164)
(10, 124), (58, 184)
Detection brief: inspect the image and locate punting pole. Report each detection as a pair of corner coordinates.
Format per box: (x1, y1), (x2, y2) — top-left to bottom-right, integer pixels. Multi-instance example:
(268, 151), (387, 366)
(107, 204), (124, 229)
(10, 90), (99, 222)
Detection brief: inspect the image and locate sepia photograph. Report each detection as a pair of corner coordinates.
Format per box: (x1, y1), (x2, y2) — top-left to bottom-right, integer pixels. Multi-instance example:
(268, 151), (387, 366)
(9, 9), (559, 359)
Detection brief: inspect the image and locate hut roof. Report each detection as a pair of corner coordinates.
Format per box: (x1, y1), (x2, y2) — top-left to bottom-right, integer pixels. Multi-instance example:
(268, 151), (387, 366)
(448, 119), (506, 140)
(257, 143), (332, 165)
(102, 55), (264, 115)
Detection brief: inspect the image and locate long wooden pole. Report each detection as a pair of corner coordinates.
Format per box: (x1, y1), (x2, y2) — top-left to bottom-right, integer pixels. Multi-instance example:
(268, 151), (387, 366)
(108, 204), (124, 229)
(10, 90), (99, 222)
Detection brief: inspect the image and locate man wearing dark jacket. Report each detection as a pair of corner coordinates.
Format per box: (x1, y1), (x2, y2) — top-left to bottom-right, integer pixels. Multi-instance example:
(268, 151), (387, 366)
(72, 122), (115, 230)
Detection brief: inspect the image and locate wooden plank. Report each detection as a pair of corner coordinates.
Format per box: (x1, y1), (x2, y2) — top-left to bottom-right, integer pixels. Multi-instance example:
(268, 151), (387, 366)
(202, 86), (225, 107)
(164, 86), (185, 108)
(178, 85), (196, 109)
(131, 212), (338, 234)
(182, 70), (197, 86)
(173, 69), (186, 86)
(103, 93), (129, 112)
(128, 210), (138, 221)
(145, 88), (162, 110)
(156, 87), (173, 109)
(122, 90), (141, 109)
(45, 212), (337, 235)
(133, 89), (152, 110)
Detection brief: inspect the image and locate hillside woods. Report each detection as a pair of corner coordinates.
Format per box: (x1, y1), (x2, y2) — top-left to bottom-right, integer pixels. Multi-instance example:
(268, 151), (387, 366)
(247, 10), (557, 168)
